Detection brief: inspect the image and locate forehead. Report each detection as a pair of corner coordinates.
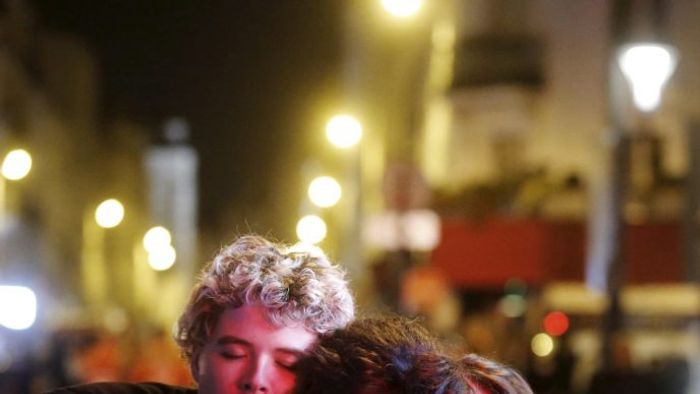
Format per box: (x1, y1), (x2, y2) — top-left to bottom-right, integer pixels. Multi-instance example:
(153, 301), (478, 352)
(211, 305), (317, 351)
(470, 381), (495, 394)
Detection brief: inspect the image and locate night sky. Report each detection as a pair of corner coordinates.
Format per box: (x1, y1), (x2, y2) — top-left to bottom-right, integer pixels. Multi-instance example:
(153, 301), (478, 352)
(33, 1), (344, 240)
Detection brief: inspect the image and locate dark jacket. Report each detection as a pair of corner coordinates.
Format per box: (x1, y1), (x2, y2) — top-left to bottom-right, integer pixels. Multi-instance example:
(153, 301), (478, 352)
(46, 382), (197, 394)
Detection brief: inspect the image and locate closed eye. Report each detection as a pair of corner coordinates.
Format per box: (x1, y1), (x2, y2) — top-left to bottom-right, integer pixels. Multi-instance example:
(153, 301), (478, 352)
(275, 360), (298, 372)
(275, 353), (302, 371)
(221, 351), (246, 360)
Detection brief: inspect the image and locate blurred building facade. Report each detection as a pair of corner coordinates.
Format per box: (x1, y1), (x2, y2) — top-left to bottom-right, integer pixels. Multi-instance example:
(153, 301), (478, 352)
(0, 1), (198, 335)
(343, 1), (700, 392)
(0, 0), (101, 318)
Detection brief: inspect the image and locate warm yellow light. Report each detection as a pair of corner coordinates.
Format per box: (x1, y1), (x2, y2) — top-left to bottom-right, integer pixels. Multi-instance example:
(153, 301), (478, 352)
(95, 199), (124, 229)
(147, 244), (176, 271)
(143, 226), (172, 252)
(296, 215), (327, 244)
(1, 149), (32, 181)
(308, 176), (342, 208)
(531, 333), (555, 357)
(286, 242), (326, 257)
(326, 114), (362, 149)
(382, 0), (422, 17)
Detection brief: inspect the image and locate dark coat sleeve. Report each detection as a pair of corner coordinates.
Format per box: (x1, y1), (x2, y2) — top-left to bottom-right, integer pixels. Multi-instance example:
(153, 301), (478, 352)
(45, 382), (197, 394)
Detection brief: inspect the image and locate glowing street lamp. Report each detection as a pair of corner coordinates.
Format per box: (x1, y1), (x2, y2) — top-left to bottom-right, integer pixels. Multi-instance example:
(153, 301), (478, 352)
(1, 149), (32, 181)
(326, 114), (362, 149)
(296, 214), (327, 244)
(531, 332), (555, 358)
(381, 0), (423, 18)
(618, 43), (678, 112)
(142, 225), (176, 271)
(147, 244), (177, 271)
(84, 199), (124, 311)
(95, 199), (124, 229)
(143, 226), (172, 252)
(308, 176), (342, 208)
(0, 149), (32, 225)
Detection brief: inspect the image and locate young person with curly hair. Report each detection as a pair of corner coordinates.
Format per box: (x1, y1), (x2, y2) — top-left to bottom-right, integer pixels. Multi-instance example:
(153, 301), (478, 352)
(48, 234), (355, 394)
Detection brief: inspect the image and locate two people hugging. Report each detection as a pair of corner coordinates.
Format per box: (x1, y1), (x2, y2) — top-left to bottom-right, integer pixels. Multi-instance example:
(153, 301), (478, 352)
(48, 235), (532, 394)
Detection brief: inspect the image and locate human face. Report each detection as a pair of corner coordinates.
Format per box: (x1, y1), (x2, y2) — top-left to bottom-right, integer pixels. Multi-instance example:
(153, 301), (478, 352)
(193, 305), (317, 394)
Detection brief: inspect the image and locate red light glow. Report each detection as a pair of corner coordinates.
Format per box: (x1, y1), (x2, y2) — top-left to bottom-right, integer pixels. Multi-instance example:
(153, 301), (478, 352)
(543, 311), (569, 337)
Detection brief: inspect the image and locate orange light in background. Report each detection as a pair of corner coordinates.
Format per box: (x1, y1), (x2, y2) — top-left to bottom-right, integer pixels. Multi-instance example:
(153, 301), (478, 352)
(543, 310), (569, 337)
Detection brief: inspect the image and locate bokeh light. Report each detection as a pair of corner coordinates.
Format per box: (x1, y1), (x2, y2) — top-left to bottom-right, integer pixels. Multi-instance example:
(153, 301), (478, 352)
(147, 244), (177, 271)
(326, 114), (362, 149)
(504, 278), (528, 297)
(381, 0), (423, 18)
(95, 199), (125, 228)
(499, 294), (527, 318)
(543, 310), (570, 337)
(296, 215), (327, 244)
(308, 176), (342, 208)
(1, 149), (32, 181)
(143, 226), (172, 252)
(531, 333), (555, 357)
(0, 286), (37, 330)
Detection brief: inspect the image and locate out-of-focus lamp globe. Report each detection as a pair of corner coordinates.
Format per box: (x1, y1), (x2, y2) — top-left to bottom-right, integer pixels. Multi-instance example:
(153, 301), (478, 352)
(148, 244), (176, 271)
(531, 333), (555, 357)
(326, 114), (362, 149)
(382, 0), (422, 17)
(308, 176), (342, 208)
(143, 226), (172, 252)
(95, 199), (125, 229)
(0, 286), (37, 330)
(1, 149), (32, 181)
(296, 215), (327, 244)
(618, 43), (678, 112)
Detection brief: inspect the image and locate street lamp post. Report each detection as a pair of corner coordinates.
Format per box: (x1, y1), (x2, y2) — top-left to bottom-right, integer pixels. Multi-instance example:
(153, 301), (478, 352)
(325, 113), (364, 286)
(0, 148), (32, 287)
(0, 148), (32, 224)
(597, 41), (677, 370)
(132, 225), (176, 323)
(82, 198), (124, 313)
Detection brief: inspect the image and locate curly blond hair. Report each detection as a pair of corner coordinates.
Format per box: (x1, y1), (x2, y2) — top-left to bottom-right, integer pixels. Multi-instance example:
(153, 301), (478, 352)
(175, 235), (355, 362)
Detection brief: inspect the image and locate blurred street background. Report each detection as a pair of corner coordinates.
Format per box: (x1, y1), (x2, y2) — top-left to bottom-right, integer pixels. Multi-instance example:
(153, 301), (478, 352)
(1, 0), (699, 393)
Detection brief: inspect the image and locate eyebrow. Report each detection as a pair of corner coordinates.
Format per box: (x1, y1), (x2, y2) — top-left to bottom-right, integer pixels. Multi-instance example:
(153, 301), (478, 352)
(214, 336), (307, 355)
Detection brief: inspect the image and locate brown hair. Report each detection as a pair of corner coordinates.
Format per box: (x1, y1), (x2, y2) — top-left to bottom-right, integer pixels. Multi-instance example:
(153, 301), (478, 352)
(295, 315), (470, 394)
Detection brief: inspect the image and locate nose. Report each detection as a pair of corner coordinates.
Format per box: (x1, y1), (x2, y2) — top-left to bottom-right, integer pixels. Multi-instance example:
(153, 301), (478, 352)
(238, 354), (272, 393)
